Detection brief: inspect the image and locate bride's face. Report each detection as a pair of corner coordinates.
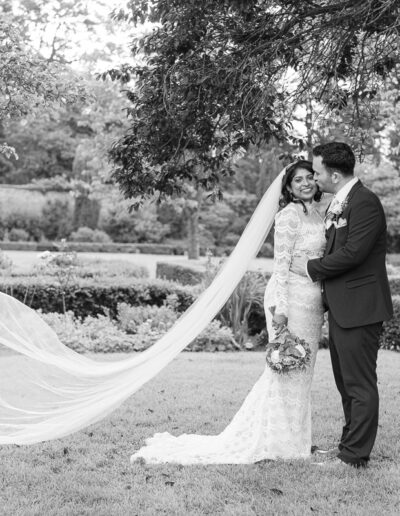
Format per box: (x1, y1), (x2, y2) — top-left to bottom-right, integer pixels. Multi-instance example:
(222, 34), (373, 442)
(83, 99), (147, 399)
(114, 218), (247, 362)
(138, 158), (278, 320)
(288, 168), (317, 202)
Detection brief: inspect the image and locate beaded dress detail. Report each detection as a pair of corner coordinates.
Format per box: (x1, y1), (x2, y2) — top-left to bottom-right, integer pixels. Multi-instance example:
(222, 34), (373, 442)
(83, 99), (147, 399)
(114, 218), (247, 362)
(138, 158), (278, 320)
(130, 202), (326, 464)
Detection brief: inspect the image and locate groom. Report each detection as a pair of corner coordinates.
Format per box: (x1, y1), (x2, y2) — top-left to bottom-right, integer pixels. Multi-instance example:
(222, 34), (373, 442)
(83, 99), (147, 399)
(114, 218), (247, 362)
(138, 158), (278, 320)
(291, 142), (393, 468)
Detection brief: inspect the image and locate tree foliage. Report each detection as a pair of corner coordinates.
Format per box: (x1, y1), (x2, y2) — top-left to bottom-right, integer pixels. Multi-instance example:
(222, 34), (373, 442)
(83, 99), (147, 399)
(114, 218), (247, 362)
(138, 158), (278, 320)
(108, 0), (400, 202)
(0, 0), (130, 161)
(0, 79), (129, 185)
(0, 14), (85, 121)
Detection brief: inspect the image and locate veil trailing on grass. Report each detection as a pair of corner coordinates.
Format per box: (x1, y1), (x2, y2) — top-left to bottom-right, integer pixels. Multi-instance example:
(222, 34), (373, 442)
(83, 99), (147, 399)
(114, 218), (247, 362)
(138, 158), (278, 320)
(0, 168), (285, 445)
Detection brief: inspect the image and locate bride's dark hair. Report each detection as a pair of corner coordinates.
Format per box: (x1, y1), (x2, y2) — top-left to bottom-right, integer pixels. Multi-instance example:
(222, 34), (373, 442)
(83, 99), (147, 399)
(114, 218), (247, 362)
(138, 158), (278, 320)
(279, 159), (322, 213)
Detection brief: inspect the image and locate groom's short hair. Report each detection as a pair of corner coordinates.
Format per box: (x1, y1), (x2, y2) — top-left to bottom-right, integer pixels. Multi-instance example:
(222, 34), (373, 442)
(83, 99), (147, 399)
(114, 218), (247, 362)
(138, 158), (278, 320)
(313, 142), (355, 177)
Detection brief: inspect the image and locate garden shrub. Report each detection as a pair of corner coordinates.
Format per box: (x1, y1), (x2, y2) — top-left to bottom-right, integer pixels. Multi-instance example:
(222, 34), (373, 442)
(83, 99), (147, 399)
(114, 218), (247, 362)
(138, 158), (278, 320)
(219, 271), (268, 345)
(387, 233), (400, 254)
(388, 276), (400, 296)
(0, 213), (44, 241)
(39, 311), (138, 353)
(41, 199), (73, 240)
(187, 320), (237, 352)
(8, 228), (31, 242)
(126, 319), (237, 353)
(380, 295), (400, 351)
(100, 204), (170, 244)
(117, 301), (178, 334)
(156, 262), (204, 285)
(41, 309), (236, 353)
(70, 226), (112, 243)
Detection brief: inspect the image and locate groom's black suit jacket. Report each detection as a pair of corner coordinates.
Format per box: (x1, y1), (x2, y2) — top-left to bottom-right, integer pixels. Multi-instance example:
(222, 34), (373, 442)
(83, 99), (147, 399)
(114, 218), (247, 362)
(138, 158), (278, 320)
(307, 181), (393, 328)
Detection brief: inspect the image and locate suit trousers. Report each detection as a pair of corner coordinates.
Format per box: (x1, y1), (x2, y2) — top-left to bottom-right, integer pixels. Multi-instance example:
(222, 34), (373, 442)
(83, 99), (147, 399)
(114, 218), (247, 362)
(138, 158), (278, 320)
(328, 312), (382, 467)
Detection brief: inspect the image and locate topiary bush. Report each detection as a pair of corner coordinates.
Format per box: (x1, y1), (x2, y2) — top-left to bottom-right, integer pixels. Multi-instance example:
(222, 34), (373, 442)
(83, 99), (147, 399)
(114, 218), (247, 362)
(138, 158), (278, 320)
(156, 262), (204, 285)
(69, 226), (112, 243)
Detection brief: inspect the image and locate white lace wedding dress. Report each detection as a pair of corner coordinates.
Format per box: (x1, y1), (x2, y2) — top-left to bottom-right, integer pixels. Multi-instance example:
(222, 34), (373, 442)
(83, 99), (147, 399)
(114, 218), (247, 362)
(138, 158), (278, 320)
(130, 202), (326, 464)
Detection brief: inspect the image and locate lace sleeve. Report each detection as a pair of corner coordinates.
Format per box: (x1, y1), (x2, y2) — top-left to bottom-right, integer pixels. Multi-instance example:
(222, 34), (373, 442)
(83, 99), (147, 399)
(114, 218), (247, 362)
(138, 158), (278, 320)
(272, 205), (301, 317)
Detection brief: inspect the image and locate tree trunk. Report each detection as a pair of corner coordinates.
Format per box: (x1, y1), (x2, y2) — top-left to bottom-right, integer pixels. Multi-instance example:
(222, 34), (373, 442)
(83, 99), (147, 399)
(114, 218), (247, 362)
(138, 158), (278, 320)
(187, 188), (202, 260)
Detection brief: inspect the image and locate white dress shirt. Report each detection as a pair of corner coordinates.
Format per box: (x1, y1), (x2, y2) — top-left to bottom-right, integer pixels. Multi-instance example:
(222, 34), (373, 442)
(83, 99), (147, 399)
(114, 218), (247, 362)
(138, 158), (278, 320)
(328, 176), (359, 213)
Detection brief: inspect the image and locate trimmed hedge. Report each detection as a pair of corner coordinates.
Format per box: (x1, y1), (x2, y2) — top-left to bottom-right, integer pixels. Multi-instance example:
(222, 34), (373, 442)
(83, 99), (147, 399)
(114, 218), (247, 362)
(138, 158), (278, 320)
(1, 240), (253, 256)
(0, 240), (187, 254)
(214, 242), (274, 259)
(380, 295), (400, 351)
(156, 262), (204, 285)
(0, 278), (195, 318)
(0, 239), (276, 257)
(2, 274), (399, 352)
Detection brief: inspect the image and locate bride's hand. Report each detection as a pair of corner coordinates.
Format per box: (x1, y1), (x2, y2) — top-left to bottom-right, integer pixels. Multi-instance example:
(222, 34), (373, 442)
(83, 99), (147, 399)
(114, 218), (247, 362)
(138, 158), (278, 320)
(272, 313), (288, 332)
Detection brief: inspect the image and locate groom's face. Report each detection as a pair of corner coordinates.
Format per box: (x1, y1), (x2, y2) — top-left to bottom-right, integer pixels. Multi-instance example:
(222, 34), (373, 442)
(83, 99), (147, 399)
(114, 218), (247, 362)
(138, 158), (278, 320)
(312, 156), (335, 194)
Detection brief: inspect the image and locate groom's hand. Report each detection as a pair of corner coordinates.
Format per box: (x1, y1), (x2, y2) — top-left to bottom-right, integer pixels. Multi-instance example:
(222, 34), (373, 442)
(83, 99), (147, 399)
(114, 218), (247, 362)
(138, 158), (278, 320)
(290, 255), (309, 277)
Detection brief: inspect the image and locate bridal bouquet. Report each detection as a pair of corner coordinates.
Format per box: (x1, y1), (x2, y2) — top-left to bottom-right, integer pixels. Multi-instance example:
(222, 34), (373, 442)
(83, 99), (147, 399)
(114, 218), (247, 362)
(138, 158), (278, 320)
(265, 326), (312, 374)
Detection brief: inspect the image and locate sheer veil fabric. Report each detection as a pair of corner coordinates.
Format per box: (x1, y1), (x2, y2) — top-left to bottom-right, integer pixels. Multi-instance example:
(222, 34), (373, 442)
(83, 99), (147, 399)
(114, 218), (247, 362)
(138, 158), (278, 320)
(0, 168), (285, 445)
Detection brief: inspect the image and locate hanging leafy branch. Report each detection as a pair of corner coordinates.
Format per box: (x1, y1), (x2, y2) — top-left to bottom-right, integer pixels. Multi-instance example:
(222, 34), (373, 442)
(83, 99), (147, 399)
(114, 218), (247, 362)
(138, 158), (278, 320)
(107, 0), (400, 202)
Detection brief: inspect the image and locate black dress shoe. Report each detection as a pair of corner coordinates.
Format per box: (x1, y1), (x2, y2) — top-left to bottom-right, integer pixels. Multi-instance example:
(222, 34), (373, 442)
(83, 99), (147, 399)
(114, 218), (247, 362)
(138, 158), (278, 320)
(313, 457), (367, 469)
(312, 458), (347, 467)
(314, 446), (340, 456)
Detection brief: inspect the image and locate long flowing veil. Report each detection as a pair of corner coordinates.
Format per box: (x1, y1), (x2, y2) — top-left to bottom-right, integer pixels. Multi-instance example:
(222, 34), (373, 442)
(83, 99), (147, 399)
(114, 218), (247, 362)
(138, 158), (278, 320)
(0, 168), (284, 445)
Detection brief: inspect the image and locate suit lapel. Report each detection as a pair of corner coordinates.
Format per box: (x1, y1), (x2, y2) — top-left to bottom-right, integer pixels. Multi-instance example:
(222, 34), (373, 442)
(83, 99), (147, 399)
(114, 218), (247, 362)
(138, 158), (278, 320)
(325, 225), (336, 254)
(324, 179), (362, 255)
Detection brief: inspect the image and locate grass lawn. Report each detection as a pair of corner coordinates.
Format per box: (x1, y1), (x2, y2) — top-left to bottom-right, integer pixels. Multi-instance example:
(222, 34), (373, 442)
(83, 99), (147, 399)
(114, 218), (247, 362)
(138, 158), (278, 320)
(0, 350), (399, 515)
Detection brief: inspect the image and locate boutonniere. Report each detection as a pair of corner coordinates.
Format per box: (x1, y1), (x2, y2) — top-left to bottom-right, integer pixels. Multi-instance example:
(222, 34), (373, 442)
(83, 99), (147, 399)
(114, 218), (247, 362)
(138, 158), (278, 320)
(332, 216), (347, 229)
(330, 198), (349, 218)
(325, 196), (349, 229)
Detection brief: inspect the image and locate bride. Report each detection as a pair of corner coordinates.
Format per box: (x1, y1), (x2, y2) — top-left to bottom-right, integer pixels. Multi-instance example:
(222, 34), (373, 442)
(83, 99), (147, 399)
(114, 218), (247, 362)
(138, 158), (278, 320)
(0, 160), (325, 452)
(130, 160), (326, 464)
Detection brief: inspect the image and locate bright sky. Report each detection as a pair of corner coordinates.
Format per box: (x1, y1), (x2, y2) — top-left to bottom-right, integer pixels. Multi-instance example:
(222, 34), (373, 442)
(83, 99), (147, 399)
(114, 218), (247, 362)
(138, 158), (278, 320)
(14, 0), (137, 72)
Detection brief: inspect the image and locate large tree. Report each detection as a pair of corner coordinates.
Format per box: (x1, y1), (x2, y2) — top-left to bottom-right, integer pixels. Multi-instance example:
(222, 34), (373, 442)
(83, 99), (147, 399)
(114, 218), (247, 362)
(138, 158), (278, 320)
(108, 0), (399, 203)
